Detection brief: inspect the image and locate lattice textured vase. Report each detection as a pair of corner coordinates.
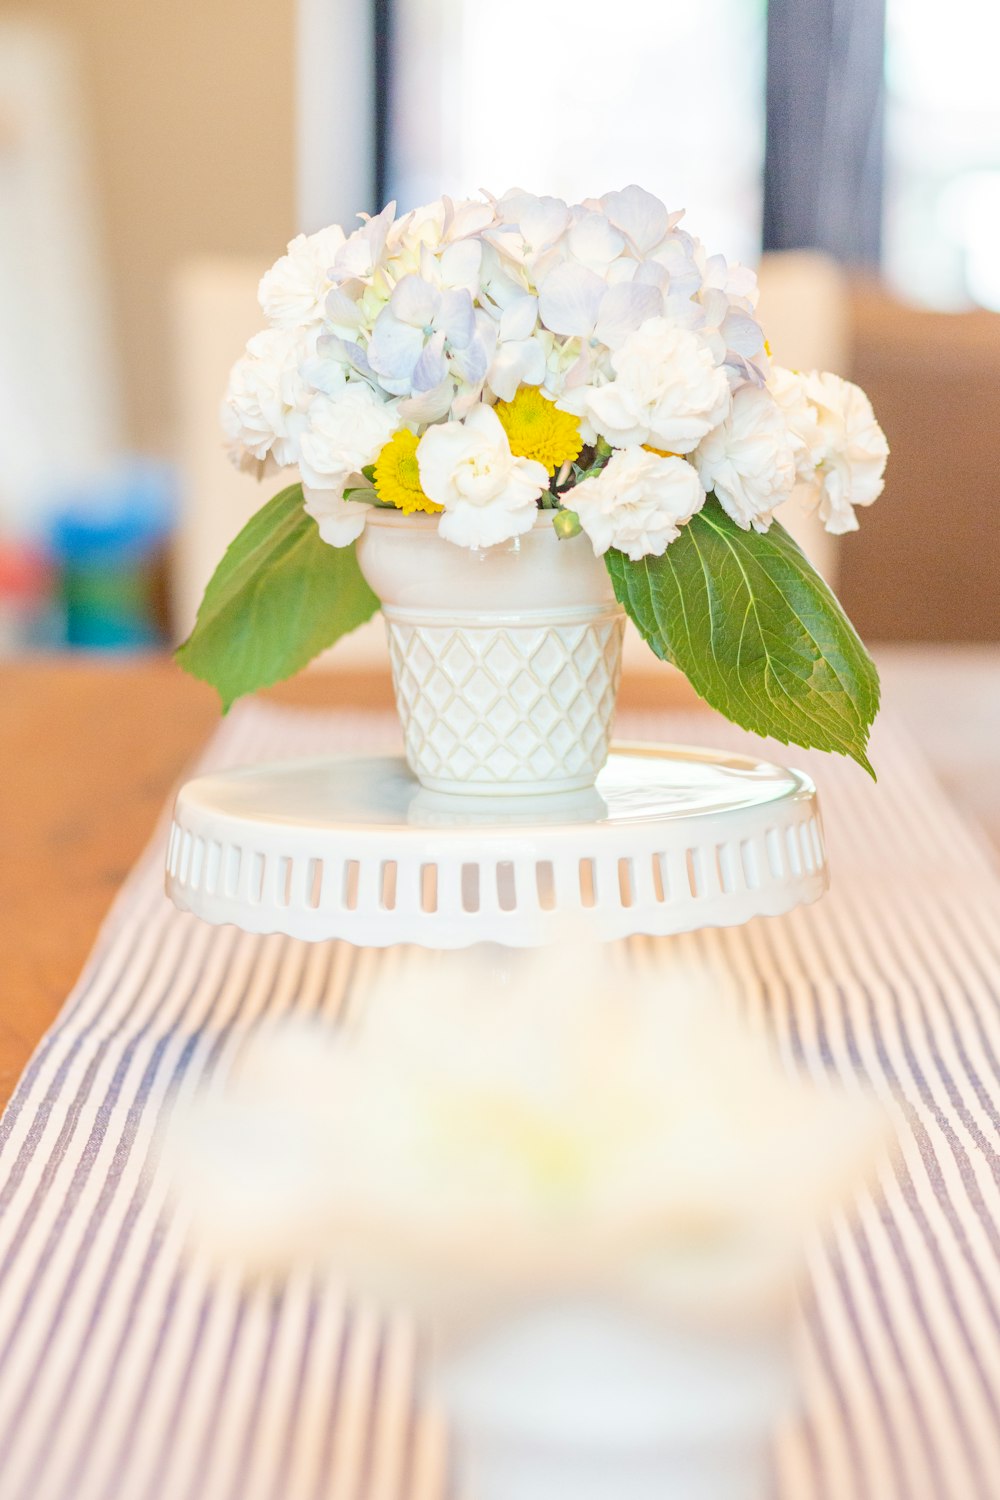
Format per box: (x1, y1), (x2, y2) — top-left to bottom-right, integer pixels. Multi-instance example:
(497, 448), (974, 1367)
(357, 511), (625, 796)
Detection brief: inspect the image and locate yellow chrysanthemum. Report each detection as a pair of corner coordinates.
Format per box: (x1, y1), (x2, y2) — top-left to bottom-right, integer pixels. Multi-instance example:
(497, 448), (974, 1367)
(372, 429), (442, 515)
(495, 386), (583, 476)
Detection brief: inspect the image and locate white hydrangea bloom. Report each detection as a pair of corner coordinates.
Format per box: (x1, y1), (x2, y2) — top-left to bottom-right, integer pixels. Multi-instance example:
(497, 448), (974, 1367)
(297, 384), (401, 497)
(485, 292), (545, 401)
(417, 406), (547, 549)
(329, 201), (397, 286)
(538, 262), (663, 350)
(258, 225), (347, 329)
(802, 371), (889, 535)
(561, 317), (731, 454)
(485, 190), (571, 282)
(600, 184), (674, 256)
(221, 326), (313, 469)
(367, 275), (485, 397)
(388, 196), (495, 276)
(694, 385), (797, 533)
(570, 449), (705, 560)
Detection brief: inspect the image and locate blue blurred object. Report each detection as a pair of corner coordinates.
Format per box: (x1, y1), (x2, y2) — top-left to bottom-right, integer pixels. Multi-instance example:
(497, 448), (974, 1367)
(48, 460), (176, 649)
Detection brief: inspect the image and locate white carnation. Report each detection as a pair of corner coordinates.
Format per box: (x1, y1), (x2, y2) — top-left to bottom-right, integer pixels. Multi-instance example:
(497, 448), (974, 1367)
(417, 405), (547, 549)
(570, 449), (705, 561)
(694, 386), (796, 533)
(258, 225), (347, 329)
(297, 384), (401, 495)
(221, 326), (312, 469)
(561, 317), (731, 454)
(802, 371), (889, 535)
(302, 488), (372, 548)
(768, 366), (824, 483)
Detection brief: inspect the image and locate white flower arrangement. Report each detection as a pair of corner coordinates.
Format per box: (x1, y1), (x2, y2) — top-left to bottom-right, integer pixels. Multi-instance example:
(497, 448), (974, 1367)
(180, 186), (889, 771)
(222, 186), (886, 553)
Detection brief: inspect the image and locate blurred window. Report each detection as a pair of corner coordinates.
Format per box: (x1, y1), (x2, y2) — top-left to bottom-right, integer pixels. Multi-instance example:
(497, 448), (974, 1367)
(884, 0), (1000, 310)
(387, 0), (766, 265)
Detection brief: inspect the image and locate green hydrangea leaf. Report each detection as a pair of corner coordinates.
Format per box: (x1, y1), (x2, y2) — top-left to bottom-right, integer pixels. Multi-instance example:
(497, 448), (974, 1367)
(605, 495), (880, 776)
(175, 483), (379, 711)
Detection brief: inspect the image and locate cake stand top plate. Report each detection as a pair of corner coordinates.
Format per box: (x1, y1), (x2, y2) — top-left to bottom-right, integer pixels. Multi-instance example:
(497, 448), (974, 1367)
(165, 743), (827, 948)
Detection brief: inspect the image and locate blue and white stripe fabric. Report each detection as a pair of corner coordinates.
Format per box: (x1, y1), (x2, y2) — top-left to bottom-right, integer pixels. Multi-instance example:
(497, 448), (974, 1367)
(0, 702), (998, 1500)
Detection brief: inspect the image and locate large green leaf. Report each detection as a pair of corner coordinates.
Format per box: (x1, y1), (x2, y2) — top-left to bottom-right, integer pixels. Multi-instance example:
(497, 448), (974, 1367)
(175, 484), (379, 711)
(606, 496), (880, 775)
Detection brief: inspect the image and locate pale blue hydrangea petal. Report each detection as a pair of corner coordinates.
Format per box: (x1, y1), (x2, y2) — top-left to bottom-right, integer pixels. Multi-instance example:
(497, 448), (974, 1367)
(601, 185), (670, 255)
(499, 295), (538, 344)
(538, 263), (605, 337)
(595, 282), (663, 349)
(411, 330), (449, 392)
(390, 274), (441, 328)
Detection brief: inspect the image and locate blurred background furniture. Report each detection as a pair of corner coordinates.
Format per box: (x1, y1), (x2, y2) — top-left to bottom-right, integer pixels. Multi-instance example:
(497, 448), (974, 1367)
(6, 1), (999, 659)
(0, 19), (120, 536)
(844, 284), (1000, 641)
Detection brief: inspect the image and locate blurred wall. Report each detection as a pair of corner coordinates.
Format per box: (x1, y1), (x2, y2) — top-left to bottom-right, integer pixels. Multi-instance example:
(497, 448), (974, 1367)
(4, 0), (296, 455)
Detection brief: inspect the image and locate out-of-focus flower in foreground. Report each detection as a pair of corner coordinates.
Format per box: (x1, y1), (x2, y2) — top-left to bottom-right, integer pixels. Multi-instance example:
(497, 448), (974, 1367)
(164, 945), (889, 1340)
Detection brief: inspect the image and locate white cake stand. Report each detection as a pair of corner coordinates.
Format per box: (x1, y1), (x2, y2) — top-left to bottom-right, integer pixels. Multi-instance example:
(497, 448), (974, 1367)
(165, 742), (827, 947)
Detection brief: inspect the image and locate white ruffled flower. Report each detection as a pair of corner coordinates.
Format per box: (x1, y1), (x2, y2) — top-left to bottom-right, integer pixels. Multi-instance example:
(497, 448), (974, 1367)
(302, 488), (372, 548)
(417, 405), (547, 549)
(694, 386), (796, 533)
(258, 225), (347, 329)
(561, 317), (731, 454)
(221, 326), (313, 469)
(768, 366), (824, 483)
(801, 372), (889, 534)
(297, 383), (401, 497)
(570, 448), (705, 560)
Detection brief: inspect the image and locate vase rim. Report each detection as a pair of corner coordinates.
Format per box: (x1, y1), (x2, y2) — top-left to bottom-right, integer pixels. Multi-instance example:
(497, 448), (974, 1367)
(364, 507), (558, 535)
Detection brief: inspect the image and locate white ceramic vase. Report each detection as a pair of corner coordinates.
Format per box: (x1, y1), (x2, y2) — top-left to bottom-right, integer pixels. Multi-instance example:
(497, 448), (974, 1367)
(432, 1304), (795, 1500)
(355, 511), (625, 797)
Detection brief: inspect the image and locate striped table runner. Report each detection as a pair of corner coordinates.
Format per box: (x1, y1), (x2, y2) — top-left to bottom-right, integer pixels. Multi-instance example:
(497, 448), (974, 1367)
(1, 702), (998, 1500)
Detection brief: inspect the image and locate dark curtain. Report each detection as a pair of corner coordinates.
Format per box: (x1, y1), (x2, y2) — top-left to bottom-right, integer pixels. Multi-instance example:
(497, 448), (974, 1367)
(764, 0), (887, 265)
(373, 0), (394, 207)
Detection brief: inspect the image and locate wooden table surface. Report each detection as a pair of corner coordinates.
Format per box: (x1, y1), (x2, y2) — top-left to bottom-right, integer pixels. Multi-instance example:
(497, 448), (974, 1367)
(4, 648), (998, 1115)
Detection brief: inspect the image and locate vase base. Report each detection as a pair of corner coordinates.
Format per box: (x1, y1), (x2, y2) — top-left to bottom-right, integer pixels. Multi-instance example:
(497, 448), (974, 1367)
(412, 770), (599, 798)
